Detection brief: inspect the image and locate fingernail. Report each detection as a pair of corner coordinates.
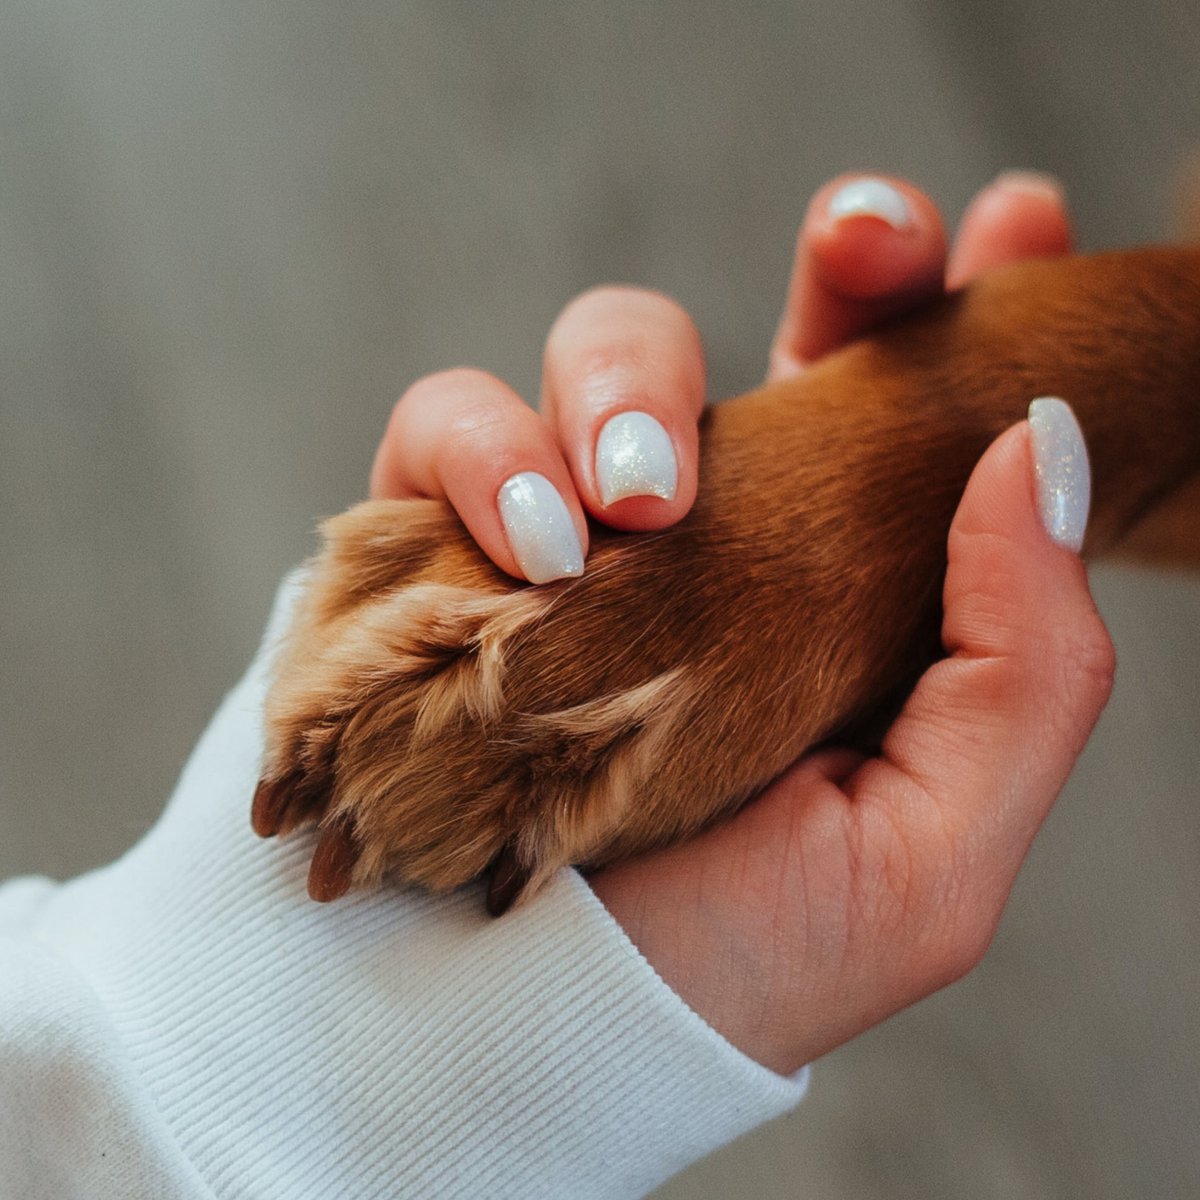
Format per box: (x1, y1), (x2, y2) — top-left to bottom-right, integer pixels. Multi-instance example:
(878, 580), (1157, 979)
(1028, 397), (1091, 552)
(828, 177), (912, 231)
(595, 411), (678, 506)
(993, 169), (1065, 204)
(497, 472), (585, 583)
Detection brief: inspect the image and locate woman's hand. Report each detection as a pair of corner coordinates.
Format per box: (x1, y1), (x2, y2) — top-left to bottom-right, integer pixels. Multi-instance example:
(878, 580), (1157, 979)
(369, 170), (1073, 582)
(369, 172), (1112, 1075)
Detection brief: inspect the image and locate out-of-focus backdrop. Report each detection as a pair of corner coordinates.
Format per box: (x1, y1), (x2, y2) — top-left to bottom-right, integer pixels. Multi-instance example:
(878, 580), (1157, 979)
(3, 2), (1199, 1196)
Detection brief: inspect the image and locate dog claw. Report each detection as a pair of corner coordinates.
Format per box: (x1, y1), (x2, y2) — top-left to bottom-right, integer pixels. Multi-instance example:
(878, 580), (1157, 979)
(307, 814), (362, 902)
(252, 770), (329, 838)
(485, 844), (532, 917)
(251, 774), (297, 837)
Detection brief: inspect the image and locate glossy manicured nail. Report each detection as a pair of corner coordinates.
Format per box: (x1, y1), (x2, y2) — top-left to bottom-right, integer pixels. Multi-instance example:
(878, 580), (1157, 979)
(1028, 397), (1091, 552)
(994, 170), (1065, 204)
(595, 411), (678, 506)
(828, 177), (912, 231)
(497, 471), (585, 583)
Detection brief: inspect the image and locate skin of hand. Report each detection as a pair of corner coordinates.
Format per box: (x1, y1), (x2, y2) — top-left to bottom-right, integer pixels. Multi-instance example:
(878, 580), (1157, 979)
(369, 172), (1115, 1074)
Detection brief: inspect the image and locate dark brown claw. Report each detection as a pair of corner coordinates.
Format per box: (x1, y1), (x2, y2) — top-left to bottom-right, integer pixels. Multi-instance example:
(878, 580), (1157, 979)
(252, 771), (328, 838)
(485, 844), (532, 917)
(307, 813), (363, 902)
(251, 774), (296, 837)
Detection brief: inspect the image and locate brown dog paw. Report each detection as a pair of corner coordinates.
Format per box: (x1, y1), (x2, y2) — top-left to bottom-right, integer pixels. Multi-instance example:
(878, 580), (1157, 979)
(254, 497), (706, 910)
(254, 249), (1200, 913)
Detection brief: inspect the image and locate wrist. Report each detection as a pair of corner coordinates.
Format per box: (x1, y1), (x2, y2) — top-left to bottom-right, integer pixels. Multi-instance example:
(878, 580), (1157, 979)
(588, 866), (804, 1076)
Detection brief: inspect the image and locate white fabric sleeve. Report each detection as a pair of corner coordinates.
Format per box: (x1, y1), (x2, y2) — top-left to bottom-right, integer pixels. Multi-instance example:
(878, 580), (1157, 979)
(0, 573), (809, 1200)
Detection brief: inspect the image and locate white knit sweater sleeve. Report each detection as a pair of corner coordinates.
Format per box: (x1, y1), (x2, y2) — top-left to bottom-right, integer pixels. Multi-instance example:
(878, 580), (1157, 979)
(0, 574), (809, 1200)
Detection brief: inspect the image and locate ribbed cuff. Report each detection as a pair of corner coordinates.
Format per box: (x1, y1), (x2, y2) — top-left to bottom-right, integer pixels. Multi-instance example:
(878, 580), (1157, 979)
(0, 937), (214, 1200)
(21, 571), (808, 1198)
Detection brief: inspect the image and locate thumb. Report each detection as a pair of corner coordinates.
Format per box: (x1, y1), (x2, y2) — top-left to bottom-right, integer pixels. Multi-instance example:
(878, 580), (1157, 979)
(849, 398), (1115, 880)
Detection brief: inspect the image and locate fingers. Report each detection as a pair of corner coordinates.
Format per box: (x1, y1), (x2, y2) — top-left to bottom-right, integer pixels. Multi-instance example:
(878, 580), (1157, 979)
(369, 284), (708, 579)
(768, 174), (949, 377)
(769, 172), (1074, 378)
(370, 368), (588, 583)
(847, 405), (1114, 954)
(541, 286), (705, 530)
(369, 172), (1073, 584)
(946, 171), (1073, 288)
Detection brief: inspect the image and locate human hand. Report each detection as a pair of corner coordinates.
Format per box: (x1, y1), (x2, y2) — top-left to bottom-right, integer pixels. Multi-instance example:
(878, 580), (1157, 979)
(368, 170), (1076, 579)
(368, 172), (1113, 1075)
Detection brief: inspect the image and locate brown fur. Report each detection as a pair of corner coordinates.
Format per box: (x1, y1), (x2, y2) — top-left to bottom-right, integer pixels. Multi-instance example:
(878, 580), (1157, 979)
(253, 247), (1200, 910)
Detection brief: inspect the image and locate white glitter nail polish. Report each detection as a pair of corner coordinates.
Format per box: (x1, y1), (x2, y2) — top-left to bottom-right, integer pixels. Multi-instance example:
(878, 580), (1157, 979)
(828, 177), (913, 230)
(1028, 396), (1091, 553)
(497, 471), (585, 583)
(595, 411), (678, 507)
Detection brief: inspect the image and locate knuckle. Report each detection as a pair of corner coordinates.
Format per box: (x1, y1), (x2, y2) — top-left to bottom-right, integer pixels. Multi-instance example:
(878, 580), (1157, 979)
(1039, 613), (1117, 752)
(932, 920), (994, 989)
(569, 283), (631, 310)
(402, 370), (524, 445)
(543, 285), (705, 426)
(892, 823), (1001, 993)
(391, 368), (537, 482)
(545, 287), (614, 352)
(398, 366), (502, 411)
(550, 286), (698, 361)
(573, 342), (651, 387)
(1059, 614), (1117, 703)
(443, 397), (514, 443)
(634, 286), (695, 332)
(919, 895), (999, 992)
(562, 283), (665, 320)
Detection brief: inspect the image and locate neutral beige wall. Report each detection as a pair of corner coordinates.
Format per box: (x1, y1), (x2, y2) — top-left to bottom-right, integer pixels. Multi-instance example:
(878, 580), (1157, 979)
(2, 2), (1199, 1195)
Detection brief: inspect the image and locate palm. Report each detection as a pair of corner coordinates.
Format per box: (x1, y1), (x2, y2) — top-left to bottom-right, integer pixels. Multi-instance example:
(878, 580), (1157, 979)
(591, 745), (961, 1075)
(589, 184), (1095, 1075)
(592, 427), (1113, 1075)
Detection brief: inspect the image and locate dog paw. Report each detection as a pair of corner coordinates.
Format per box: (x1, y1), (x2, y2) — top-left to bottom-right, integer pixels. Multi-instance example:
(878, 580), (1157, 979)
(254, 498), (696, 911)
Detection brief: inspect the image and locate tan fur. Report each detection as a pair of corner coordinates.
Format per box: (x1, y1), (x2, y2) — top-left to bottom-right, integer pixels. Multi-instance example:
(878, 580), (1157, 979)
(254, 247), (1200, 910)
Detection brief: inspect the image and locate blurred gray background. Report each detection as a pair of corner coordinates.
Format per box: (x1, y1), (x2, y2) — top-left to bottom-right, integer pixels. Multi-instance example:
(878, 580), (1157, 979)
(3, 1), (1199, 1196)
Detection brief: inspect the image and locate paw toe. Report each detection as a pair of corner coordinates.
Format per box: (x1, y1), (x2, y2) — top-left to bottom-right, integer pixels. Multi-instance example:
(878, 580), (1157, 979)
(307, 813), (363, 902)
(485, 843), (533, 917)
(252, 770), (330, 838)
